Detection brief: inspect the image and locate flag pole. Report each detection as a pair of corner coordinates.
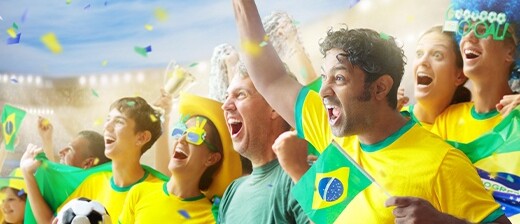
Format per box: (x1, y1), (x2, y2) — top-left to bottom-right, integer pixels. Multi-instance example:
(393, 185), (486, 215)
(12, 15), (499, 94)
(331, 140), (392, 198)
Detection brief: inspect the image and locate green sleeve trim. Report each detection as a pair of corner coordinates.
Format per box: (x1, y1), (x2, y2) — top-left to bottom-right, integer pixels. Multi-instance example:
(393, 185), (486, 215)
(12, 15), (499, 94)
(470, 105), (499, 120)
(360, 119), (415, 152)
(305, 78), (322, 93)
(111, 170), (150, 192)
(295, 86), (310, 140)
(481, 207), (505, 223)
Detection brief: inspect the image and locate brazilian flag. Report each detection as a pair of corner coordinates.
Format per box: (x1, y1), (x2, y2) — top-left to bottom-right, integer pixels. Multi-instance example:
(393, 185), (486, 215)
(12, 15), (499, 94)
(292, 143), (372, 224)
(448, 105), (520, 177)
(1, 104), (26, 151)
(448, 105), (520, 218)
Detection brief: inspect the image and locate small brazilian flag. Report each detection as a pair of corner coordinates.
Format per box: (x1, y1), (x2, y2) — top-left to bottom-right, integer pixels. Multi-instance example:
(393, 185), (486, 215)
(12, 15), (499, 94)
(292, 143), (372, 224)
(1, 104), (26, 151)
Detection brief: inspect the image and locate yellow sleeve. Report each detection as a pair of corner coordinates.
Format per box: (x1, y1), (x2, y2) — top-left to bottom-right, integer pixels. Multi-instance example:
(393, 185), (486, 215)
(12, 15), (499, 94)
(435, 149), (503, 222)
(118, 187), (137, 224)
(295, 87), (332, 154)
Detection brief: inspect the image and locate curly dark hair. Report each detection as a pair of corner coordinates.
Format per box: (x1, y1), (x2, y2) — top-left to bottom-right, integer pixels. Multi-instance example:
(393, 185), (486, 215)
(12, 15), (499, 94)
(319, 27), (407, 109)
(109, 97), (163, 154)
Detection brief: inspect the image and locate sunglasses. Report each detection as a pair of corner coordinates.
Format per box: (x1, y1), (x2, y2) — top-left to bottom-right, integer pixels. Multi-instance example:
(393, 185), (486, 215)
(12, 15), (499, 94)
(171, 117), (219, 152)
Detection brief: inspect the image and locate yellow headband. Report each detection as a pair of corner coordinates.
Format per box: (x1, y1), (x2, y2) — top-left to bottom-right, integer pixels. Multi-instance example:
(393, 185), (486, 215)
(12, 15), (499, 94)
(178, 92), (242, 200)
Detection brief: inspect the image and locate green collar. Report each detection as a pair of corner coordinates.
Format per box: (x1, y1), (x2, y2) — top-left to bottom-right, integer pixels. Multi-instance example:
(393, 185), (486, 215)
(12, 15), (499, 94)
(360, 119), (415, 152)
(470, 105), (499, 120)
(110, 170), (150, 192)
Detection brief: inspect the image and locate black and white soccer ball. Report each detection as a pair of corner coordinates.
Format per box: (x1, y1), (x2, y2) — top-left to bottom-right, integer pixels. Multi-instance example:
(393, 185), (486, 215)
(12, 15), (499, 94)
(57, 197), (111, 224)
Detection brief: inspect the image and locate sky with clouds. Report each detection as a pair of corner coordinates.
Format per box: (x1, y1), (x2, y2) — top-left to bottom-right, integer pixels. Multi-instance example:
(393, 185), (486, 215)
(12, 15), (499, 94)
(0, 0), (353, 78)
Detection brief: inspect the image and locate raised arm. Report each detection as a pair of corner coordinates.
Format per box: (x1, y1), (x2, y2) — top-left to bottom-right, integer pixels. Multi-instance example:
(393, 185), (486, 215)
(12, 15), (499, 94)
(232, 0), (303, 127)
(20, 144), (55, 224)
(37, 117), (56, 162)
(153, 89), (173, 175)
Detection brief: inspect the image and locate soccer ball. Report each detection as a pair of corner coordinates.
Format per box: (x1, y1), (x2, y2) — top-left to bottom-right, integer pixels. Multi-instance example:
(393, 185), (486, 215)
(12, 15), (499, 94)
(57, 197), (111, 224)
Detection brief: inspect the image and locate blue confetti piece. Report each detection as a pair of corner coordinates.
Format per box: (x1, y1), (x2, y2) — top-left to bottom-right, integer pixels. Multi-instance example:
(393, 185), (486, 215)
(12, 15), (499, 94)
(145, 45), (152, 53)
(267, 184), (273, 188)
(84, 4), (91, 10)
(21, 9), (29, 23)
(10, 77), (18, 83)
(178, 210), (190, 219)
(17, 189), (25, 196)
(104, 1), (108, 6)
(6, 33), (21, 45)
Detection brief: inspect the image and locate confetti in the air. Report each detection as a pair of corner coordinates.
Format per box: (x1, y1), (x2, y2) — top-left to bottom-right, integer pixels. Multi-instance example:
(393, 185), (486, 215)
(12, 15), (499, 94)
(41, 32), (62, 53)
(93, 158), (100, 165)
(189, 62), (198, 67)
(134, 45), (152, 57)
(84, 4), (91, 10)
(379, 32), (390, 40)
(178, 210), (190, 219)
(144, 24), (153, 31)
(12, 22), (18, 30)
(241, 40), (261, 56)
(104, 1), (108, 6)
(91, 89), (99, 97)
(6, 33), (20, 45)
(259, 41), (268, 47)
(126, 101), (136, 107)
(0, 16), (3, 21)
(101, 60), (108, 66)
(149, 114), (158, 122)
(66, 0), (71, 5)
(154, 8), (168, 21)
(6, 28), (17, 38)
(94, 118), (103, 126)
(10, 77), (18, 83)
(21, 9), (28, 23)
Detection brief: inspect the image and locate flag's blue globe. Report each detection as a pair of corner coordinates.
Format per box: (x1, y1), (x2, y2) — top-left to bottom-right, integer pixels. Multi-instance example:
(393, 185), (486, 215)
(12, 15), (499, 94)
(5, 121), (14, 135)
(318, 177), (344, 202)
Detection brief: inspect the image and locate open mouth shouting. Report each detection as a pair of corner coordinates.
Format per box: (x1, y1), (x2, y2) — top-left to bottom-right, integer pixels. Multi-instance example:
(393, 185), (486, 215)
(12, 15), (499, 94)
(324, 98), (341, 126)
(104, 135), (116, 147)
(416, 72), (433, 87)
(172, 147), (188, 160)
(227, 118), (243, 138)
(463, 48), (481, 60)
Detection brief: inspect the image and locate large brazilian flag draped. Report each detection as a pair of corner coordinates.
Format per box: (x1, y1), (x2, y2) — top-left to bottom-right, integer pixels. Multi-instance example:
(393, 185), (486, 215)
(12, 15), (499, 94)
(448, 106), (520, 219)
(292, 142), (372, 224)
(1, 104), (26, 151)
(24, 153), (168, 224)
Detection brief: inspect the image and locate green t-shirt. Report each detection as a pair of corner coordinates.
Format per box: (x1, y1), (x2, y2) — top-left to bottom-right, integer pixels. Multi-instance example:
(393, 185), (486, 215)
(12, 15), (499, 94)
(218, 159), (309, 224)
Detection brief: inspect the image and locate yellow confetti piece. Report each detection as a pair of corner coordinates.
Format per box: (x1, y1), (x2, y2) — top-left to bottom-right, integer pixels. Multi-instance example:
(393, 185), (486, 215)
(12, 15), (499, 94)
(7, 28), (17, 38)
(241, 40), (261, 56)
(144, 24), (154, 31)
(154, 8), (168, 22)
(41, 32), (62, 54)
(94, 118), (103, 126)
(93, 157), (100, 165)
(66, 0), (71, 4)
(263, 35), (269, 41)
(101, 60), (108, 66)
(149, 114), (158, 122)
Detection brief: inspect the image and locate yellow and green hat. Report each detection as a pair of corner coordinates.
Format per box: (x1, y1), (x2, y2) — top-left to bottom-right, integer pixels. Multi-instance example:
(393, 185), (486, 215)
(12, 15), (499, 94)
(178, 92), (242, 200)
(0, 168), (25, 192)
